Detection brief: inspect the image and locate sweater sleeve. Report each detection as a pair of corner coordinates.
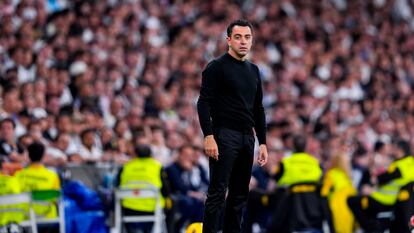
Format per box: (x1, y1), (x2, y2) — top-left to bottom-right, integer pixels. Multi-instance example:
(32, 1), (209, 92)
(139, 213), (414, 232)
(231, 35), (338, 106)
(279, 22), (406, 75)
(377, 166), (402, 186)
(197, 60), (219, 137)
(253, 66), (267, 145)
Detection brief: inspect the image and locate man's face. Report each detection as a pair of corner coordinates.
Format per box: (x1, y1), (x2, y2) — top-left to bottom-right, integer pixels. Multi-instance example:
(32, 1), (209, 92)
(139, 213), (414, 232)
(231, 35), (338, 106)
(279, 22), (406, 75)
(57, 135), (70, 150)
(227, 26), (252, 58)
(179, 147), (194, 170)
(0, 121), (15, 141)
(82, 132), (95, 147)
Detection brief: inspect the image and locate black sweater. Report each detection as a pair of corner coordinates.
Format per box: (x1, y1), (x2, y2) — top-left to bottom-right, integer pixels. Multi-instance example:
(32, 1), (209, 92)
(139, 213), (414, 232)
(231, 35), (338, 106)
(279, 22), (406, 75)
(197, 53), (266, 145)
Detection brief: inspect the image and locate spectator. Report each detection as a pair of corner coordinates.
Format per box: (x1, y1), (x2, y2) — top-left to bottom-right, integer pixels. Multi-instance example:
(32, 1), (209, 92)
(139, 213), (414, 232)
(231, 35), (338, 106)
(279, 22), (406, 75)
(166, 144), (208, 232)
(101, 127), (131, 165)
(0, 118), (27, 164)
(150, 126), (172, 166)
(351, 145), (373, 192)
(71, 128), (102, 163)
(1, 86), (23, 116)
(44, 133), (70, 167)
(1, 0), (414, 230)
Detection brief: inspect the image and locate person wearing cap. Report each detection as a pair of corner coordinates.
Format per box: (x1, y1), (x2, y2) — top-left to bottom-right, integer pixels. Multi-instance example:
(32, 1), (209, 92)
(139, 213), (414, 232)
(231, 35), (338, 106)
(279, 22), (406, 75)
(348, 139), (414, 232)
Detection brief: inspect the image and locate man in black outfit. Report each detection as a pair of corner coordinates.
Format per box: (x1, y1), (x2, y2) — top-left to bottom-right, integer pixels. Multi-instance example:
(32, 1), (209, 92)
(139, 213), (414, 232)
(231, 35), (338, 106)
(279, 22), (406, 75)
(197, 19), (268, 233)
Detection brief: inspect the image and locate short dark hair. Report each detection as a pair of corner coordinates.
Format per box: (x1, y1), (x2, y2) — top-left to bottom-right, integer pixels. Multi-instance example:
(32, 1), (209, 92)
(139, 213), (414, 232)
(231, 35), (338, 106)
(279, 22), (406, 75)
(80, 128), (96, 140)
(227, 19), (253, 37)
(293, 135), (307, 152)
(0, 117), (16, 129)
(396, 139), (411, 156)
(374, 141), (385, 152)
(135, 144), (151, 158)
(353, 145), (367, 158)
(178, 144), (194, 153)
(28, 142), (45, 162)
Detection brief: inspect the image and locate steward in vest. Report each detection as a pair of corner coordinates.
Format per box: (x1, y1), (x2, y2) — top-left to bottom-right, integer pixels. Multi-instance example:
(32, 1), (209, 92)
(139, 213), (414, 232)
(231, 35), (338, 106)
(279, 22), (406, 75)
(274, 136), (322, 187)
(116, 144), (169, 233)
(268, 135), (333, 233)
(0, 160), (25, 227)
(348, 139), (414, 232)
(15, 142), (61, 219)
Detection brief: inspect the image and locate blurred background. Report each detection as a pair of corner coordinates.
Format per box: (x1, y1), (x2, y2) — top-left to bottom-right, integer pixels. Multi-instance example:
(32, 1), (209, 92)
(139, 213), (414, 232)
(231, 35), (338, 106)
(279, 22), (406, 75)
(1, 0), (414, 232)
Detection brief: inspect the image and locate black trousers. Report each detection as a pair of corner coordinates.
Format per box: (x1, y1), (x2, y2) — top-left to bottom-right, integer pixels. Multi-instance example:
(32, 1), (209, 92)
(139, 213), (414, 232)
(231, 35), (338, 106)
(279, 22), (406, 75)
(203, 127), (255, 233)
(390, 182), (414, 233)
(242, 188), (285, 233)
(347, 195), (392, 232)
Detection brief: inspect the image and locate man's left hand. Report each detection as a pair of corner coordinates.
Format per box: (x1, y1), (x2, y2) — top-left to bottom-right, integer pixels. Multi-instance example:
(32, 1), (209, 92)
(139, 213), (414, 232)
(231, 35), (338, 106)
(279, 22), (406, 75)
(257, 144), (268, 166)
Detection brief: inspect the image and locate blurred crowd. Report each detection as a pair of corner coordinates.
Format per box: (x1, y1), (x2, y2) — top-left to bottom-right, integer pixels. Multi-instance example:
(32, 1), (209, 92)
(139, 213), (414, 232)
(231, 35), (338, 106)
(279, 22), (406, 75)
(0, 0), (412, 167)
(1, 0), (414, 231)
(1, 0), (414, 172)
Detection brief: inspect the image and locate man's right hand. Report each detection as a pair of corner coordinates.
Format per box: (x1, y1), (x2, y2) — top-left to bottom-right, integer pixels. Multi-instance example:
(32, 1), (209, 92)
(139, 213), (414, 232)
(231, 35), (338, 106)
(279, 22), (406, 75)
(204, 135), (219, 160)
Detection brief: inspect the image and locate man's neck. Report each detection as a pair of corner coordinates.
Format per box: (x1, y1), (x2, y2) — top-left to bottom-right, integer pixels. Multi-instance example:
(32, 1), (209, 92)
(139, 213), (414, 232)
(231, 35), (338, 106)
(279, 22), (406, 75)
(228, 49), (246, 61)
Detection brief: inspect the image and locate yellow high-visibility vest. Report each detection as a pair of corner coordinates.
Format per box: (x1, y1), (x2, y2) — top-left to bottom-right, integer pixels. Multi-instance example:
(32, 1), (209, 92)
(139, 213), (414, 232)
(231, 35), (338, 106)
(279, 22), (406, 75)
(278, 152), (322, 186)
(0, 173), (25, 226)
(371, 156), (414, 205)
(120, 157), (164, 212)
(15, 164), (60, 218)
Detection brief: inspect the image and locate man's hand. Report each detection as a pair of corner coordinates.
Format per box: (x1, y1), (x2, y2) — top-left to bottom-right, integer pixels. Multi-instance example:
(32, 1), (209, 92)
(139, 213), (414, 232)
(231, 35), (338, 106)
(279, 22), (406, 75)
(257, 144), (268, 166)
(204, 135), (219, 160)
(188, 191), (207, 202)
(361, 184), (374, 195)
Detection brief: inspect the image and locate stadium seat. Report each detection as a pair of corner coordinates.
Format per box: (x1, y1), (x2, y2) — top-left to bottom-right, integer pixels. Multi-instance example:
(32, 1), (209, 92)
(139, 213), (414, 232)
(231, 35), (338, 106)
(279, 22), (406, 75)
(114, 181), (164, 233)
(0, 192), (36, 233)
(0, 190), (64, 233)
(31, 190), (65, 233)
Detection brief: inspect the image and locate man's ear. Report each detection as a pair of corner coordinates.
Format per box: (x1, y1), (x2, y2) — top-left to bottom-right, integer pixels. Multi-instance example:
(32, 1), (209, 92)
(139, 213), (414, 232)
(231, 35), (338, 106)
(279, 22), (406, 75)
(226, 36), (231, 46)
